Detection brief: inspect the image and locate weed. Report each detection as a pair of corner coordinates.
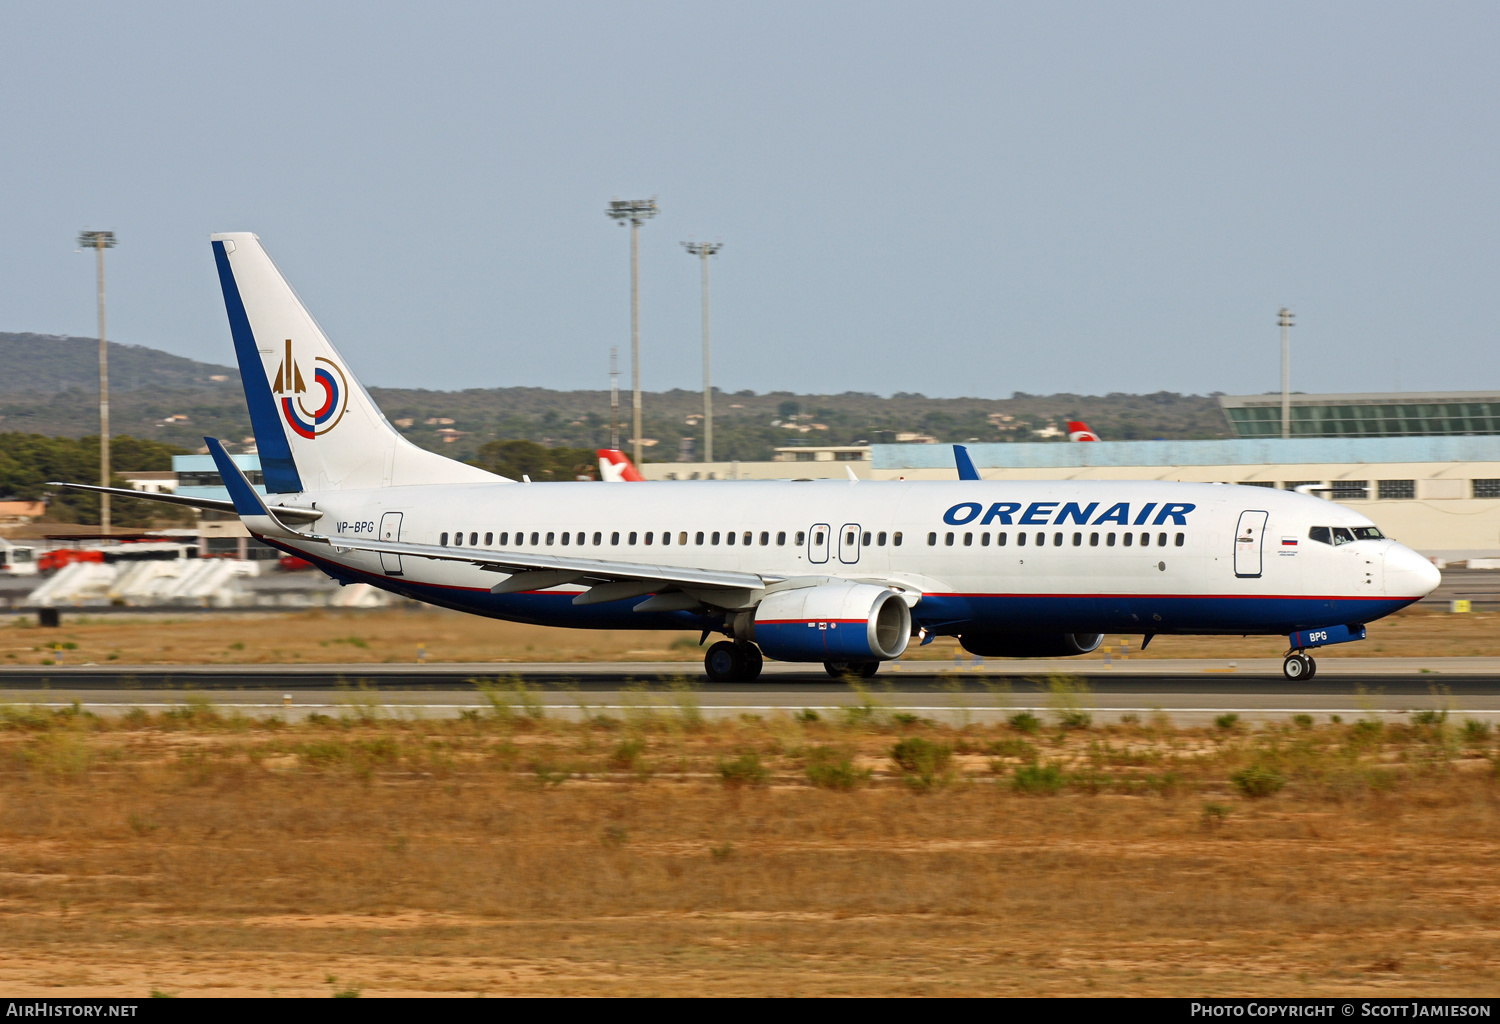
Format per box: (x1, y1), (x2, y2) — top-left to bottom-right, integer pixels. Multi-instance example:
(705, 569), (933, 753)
(327, 974), (361, 999)
(795, 709), (821, 723)
(987, 737), (1038, 760)
(228, 642), (245, 651)
(1007, 711), (1041, 734)
(1201, 802), (1232, 827)
(127, 813), (159, 836)
(1292, 714), (1314, 729)
(1462, 719), (1492, 743)
(149, 990), (176, 999)
(669, 681), (703, 730)
(804, 747), (869, 790)
(600, 824), (628, 848)
(1012, 761), (1065, 795)
(710, 842), (734, 861)
(1120, 713), (1140, 725)
(718, 753), (768, 787)
(1214, 713), (1240, 731)
(891, 712), (922, 727)
(1329, 714), (1343, 724)
(890, 737), (953, 789)
(1350, 719), (1384, 743)
(608, 738), (645, 771)
(458, 708), (483, 723)
(1231, 764), (1286, 799)
(1412, 708), (1447, 727)
(1045, 674), (1093, 729)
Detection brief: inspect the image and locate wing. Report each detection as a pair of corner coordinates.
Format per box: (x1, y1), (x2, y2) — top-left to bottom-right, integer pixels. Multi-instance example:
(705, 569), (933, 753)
(46, 481), (324, 524)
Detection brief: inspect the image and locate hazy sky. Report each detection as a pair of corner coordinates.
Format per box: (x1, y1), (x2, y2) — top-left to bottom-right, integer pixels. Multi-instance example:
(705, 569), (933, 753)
(3, 2), (1498, 398)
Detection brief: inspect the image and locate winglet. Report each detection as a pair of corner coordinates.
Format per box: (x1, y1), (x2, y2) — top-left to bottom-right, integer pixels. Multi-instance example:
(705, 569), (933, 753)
(953, 444), (980, 481)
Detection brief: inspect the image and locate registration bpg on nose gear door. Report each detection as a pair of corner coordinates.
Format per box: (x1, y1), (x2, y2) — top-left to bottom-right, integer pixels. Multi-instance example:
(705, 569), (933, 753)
(1234, 510), (1268, 578)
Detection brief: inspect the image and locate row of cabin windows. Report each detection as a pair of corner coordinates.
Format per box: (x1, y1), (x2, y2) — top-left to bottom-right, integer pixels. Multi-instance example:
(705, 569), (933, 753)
(437, 529), (906, 549)
(927, 530), (1186, 549)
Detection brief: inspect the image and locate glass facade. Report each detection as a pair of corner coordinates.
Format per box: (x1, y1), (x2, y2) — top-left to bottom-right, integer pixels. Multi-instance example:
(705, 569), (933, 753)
(1222, 398), (1500, 438)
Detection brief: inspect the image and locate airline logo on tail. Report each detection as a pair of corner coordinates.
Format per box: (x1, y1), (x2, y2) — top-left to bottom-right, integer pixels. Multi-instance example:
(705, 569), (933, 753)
(1067, 421), (1101, 442)
(273, 339), (349, 439)
(597, 449), (645, 482)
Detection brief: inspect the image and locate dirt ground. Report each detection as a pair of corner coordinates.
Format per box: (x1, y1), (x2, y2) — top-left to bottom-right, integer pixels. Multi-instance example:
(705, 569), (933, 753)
(0, 702), (1496, 997)
(0, 604), (1495, 666)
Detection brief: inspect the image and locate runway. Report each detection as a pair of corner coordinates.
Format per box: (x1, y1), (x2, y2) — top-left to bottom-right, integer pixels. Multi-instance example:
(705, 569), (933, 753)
(3, 658), (1498, 725)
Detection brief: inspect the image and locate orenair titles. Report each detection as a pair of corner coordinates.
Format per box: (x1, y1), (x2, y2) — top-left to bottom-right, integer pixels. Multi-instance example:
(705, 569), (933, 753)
(943, 501), (1197, 528)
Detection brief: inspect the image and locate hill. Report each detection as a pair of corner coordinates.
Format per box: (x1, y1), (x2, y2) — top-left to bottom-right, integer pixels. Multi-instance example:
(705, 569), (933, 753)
(0, 334), (1232, 460)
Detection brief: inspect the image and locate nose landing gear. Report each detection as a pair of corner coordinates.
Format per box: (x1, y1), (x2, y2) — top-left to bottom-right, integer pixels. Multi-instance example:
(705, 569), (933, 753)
(1282, 651), (1317, 680)
(704, 640), (764, 682)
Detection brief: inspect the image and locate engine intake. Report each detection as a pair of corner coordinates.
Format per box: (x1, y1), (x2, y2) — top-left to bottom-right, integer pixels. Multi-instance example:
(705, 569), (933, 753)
(958, 632), (1104, 658)
(751, 583), (911, 662)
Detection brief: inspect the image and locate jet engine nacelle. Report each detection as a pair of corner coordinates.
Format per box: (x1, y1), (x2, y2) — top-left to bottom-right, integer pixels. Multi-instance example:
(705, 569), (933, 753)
(958, 632), (1105, 658)
(751, 583), (911, 662)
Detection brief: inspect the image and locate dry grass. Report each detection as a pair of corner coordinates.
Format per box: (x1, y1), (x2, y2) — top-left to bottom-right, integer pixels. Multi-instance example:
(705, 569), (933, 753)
(0, 694), (1498, 996)
(2, 604), (1495, 667)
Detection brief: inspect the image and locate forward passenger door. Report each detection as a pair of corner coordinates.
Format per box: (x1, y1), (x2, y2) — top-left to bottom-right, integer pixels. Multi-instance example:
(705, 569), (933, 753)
(1233, 510), (1268, 579)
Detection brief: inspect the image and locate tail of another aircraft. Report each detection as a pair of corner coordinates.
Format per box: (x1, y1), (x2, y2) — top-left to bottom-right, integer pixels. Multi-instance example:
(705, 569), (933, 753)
(210, 233), (500, 494)
(597, 449), (645, 482)
(1067, 421), (1101, 442)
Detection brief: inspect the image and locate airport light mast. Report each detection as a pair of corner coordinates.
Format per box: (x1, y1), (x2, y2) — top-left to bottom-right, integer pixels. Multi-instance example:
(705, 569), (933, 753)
(606, 197), (658, 466)
(682, 240), (723, 463)
(1279, 307), (1295, 440)
(609, 346), (620, 452)
(78, 230), (117, 535)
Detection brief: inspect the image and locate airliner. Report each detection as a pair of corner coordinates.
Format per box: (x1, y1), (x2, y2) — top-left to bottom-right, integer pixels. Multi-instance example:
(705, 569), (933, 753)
(56, 233), (1441, 682)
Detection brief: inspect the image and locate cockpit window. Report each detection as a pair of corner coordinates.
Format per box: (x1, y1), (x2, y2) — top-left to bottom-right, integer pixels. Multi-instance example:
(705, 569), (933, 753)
(1310, 525), (1383, 545)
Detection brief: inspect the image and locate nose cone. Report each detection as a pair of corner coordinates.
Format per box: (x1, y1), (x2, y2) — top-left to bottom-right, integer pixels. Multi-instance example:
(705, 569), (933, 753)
(1385, 544), (1442, 599)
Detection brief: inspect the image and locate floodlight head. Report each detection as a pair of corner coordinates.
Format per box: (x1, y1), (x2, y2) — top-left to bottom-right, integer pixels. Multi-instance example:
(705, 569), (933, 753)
(77, 230), (117, 249)
(606, 197), (659, 225)
(682, 241), (723, 256)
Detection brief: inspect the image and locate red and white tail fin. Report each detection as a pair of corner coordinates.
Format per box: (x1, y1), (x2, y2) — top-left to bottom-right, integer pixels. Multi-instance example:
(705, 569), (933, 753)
(1066, 421), (1101, 442)
(597, 449), (645, 482)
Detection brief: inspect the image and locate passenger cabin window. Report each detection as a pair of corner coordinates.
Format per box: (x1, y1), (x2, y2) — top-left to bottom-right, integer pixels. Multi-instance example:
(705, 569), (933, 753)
(997, 532), (1007, 546)
(795, 532), (805, 545)
(546, 532), (555, 545)
(470, 532), (478, 546)
(1053, 532), (1063, 546)
(1034, 532), (1044, 546)
(662, 532), (671, 546)
(644, 532), (653, 545)
(945, 532), (955, 546)
(1157, 532), (1167, 547)
(679, 532), (688, 545)
(724, 532), (733, 545)
(530, 532), (539, 545)
(1175, 533), (1185, 546)
(1139, 533), (1149, 547)
(980, 532), (990, 547)
(626, 532), (635, 544)
(1090, 532), (1099, 547)
(1073, 532), (1082, 546)
(744, 532), (752, 545)
(928, 532), (937, 546)
(610, 532), (619, 545)
(760, 531), (770, 545)
(778, 532), (787, 545)
(484, 532), (493, 546)
(561, 532), (570, 545)
(499, 532), (508, 546)
(1017, 532), (1026, 547)
(1123, 533), (1132, 547)
(893, 532), (902, 546)
(813, 530), (824, 545)
(862, 531), (871, 546)
(1106, 533), (1116, 547)
(963, 532), (972, 546)
(440, 532), (449, 546)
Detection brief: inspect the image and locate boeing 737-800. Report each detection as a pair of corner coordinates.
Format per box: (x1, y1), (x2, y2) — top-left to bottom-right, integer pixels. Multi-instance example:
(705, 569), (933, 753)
(56, 234), (1442, 681)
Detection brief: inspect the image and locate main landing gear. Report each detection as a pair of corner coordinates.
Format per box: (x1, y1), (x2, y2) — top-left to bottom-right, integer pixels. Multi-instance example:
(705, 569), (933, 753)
(1282, 651), (1318, 680)
(705, 640), (763, 683)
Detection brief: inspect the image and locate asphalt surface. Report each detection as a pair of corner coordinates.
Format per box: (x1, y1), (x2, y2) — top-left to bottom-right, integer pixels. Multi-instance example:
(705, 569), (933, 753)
(2, 658), (1498, 724)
